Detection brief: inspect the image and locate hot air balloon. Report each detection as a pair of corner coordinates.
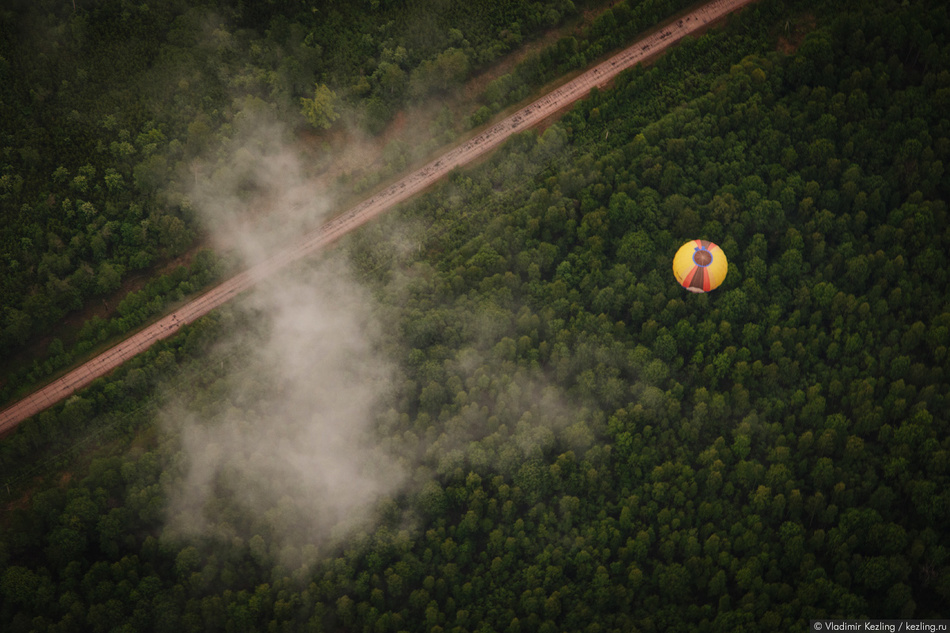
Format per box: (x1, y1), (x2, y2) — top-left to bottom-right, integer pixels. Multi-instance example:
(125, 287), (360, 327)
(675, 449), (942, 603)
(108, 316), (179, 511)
(673, 239), (727, 293)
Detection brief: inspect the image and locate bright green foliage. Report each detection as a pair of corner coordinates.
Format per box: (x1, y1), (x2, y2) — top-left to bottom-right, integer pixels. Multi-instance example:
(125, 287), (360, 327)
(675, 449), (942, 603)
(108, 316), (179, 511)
(300, 83), (340, 130)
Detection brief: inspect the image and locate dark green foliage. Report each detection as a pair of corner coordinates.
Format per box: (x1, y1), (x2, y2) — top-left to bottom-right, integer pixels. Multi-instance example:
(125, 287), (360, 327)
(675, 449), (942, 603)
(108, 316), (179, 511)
(0, 0), (596, 362)
(2, 0), (950, 631)
(0, 249), (227, 409)
(0, 0), (202, 357)
(471, 0), (709, 123)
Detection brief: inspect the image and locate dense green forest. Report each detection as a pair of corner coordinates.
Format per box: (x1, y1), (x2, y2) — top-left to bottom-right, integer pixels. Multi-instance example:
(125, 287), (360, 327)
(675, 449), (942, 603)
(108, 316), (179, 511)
(0, 0), (607, 365)
(3, 0), (950, 631)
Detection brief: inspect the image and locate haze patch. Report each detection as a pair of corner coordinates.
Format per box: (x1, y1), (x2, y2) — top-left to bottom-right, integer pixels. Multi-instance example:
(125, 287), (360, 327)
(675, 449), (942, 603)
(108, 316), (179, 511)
(163, 112), (404, 567)
(186, 113), (336, 262)
(378, 257), (602, 486)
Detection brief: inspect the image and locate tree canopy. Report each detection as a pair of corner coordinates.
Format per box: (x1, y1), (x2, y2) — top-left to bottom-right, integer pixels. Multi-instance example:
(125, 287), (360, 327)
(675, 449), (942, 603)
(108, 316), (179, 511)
(2, 0), (949, 631)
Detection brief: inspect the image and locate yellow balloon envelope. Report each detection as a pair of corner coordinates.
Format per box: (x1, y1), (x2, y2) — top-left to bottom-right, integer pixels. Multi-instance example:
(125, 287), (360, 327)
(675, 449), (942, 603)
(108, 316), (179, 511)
(673, 240), (728, 293)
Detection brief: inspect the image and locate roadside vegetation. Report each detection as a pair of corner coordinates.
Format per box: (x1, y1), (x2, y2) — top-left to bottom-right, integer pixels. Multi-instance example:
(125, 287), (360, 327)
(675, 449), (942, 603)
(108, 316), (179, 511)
(0, 0), (604, 374)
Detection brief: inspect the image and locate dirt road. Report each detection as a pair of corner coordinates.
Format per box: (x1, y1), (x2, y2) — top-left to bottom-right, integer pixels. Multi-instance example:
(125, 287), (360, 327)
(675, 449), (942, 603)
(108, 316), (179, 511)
(0, 0), (755, 435)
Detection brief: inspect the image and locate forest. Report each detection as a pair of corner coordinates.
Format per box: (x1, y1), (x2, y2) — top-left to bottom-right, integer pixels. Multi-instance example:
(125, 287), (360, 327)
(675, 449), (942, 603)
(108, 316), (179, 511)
(0, 0), (603, 366)
(2, 0), (949, 631)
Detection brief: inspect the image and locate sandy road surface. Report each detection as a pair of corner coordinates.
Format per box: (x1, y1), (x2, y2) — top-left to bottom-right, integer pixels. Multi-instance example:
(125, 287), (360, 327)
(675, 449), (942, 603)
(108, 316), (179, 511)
(0, 0), (755, 435)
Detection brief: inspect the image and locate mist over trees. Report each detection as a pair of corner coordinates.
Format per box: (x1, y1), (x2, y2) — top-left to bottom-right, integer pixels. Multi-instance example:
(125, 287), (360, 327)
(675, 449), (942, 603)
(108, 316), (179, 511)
(0, 0), (597, 360)
(2, 0), (950, 631)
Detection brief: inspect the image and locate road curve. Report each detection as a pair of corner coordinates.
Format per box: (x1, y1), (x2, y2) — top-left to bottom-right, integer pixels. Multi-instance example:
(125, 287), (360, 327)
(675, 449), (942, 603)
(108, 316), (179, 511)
(0, 0), (755, 435)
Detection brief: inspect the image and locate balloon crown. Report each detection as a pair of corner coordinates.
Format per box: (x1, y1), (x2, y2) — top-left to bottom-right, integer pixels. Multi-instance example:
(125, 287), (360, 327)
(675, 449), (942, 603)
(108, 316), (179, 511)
(692, 247), (712, 267)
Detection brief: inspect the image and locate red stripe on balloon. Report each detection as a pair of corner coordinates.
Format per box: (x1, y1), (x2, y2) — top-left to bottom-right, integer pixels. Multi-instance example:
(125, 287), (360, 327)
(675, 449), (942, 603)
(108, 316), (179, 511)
(682, 266), (699, 289)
